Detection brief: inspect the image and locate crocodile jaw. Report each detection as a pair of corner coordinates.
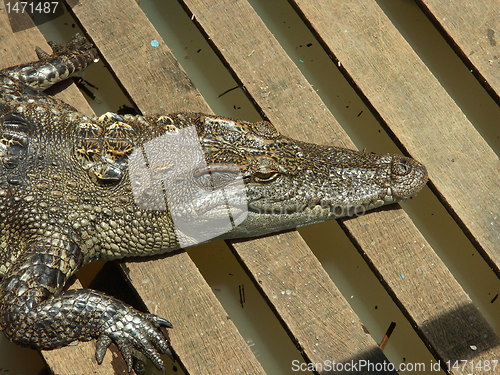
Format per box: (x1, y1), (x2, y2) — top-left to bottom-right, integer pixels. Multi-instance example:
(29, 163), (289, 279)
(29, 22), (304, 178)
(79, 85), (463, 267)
(219, 152), (428, 239)
(222, 181), (424, 239)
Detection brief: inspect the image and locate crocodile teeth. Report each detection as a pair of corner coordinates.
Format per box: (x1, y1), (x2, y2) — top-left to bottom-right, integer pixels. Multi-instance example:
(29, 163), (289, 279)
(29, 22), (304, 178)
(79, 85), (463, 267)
(384, 195), (395, 203)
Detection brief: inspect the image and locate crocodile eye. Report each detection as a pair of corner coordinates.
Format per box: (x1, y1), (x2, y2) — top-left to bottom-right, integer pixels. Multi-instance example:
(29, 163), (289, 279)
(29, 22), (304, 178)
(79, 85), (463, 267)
(254, 171), (279, 182)
(392, 160), (411, 176)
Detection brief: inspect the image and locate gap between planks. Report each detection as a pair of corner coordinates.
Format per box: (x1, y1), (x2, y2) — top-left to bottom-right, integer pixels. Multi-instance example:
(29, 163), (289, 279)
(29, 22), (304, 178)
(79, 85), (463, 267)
(66, 0), (391, 372)
(417, 0), (500, 98)
(180, 0), (499, 372)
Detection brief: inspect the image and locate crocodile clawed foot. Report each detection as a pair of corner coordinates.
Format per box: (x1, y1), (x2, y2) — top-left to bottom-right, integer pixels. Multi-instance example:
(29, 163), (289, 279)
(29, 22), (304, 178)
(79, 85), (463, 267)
(95, 309), (173, 372)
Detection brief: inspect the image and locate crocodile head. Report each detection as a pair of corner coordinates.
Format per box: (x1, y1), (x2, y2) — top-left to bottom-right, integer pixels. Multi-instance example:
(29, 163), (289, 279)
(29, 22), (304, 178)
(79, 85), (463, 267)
(98, 112), (426, 246)
(191, 115), (428, 238)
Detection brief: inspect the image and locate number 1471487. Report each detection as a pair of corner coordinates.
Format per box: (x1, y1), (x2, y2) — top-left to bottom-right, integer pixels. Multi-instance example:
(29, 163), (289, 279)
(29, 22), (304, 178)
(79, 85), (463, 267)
(445, 360), (498, 373)
(5, 1), (59, 14)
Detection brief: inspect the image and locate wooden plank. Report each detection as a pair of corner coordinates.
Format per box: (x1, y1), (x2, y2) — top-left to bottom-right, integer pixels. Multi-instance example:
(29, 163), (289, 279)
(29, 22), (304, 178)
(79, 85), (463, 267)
(291, 0), (500, 271)
(64, 1), (267, 374)
(340, 210), (500, 365)
(0, 12), (120, 375)
(176, 0), (500, 372)
(417, 0), (500, 96)
(287, 0), (500, 368)
(64, 0), (395, 372)
(233, 233), (393, 369)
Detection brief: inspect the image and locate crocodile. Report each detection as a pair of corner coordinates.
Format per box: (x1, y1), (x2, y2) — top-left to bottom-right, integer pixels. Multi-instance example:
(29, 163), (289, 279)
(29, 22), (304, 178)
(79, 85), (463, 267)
(0, 34), (428, 371)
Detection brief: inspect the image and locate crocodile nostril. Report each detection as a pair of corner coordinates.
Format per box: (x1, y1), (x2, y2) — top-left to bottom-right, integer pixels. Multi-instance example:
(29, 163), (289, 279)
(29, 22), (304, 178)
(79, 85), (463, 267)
(392, 160), (411, 176)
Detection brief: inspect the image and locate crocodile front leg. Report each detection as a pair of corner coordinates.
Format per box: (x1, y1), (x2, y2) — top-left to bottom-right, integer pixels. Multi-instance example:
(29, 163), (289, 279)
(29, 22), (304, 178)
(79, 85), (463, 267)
(0, 239), (172, 371)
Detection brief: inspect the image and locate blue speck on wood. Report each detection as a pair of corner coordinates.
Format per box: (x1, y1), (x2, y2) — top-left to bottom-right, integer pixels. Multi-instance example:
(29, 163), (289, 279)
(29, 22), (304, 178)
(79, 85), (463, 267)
(150, 40), (160, 48)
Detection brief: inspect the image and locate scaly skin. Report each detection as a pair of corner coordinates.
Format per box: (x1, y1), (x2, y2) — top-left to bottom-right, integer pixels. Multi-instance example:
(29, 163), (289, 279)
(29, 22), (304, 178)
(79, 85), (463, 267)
(0, 34), (428, 371)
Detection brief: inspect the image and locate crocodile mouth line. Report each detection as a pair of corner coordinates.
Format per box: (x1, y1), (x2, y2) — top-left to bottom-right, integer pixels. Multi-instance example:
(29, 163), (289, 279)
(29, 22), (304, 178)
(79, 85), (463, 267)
(248, 187), (398, 217)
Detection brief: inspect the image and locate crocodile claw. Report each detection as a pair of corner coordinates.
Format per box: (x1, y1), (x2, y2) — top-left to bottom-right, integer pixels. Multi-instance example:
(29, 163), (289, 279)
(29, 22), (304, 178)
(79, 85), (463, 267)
(96, 309), (173, 372)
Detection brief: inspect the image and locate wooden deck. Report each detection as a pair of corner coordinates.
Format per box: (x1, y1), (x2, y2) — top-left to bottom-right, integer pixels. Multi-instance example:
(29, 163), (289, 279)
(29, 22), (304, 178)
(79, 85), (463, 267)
(0, 0), (498, 374)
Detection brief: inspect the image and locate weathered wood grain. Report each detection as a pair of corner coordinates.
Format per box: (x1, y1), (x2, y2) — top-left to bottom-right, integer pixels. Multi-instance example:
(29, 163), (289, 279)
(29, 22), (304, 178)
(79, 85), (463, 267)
(417, 0), (500, 96)
(233, 233), (394, 369)
(65, 0), (394, 372)
(2, 0), (497, 373)
(291, 0), (499, 272)
(178, 0), (499, 372)
(287, 0), (500, 369)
